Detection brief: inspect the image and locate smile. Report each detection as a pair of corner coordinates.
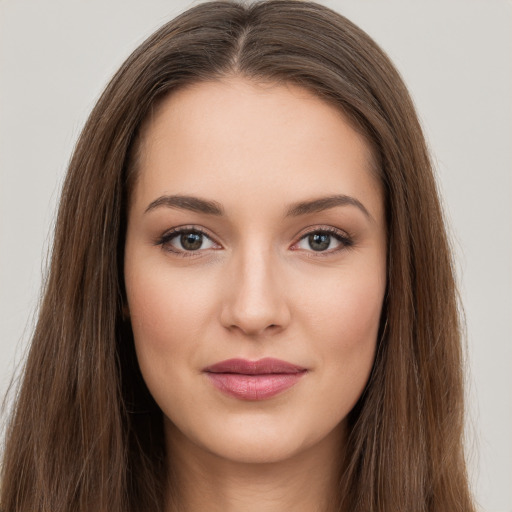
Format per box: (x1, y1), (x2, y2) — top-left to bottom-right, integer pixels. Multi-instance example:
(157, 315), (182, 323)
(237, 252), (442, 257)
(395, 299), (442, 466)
(203, 358), (308, 400)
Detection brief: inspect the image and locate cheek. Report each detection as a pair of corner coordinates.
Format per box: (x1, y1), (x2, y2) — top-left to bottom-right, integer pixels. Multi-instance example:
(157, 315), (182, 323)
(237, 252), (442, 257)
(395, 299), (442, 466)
(127, 274), (211, 357)
(303, 263), (385, 346)
(124, 266), (211, 421)
(303, 267), (385, 398)
(336, 279), (384, 344)
(123, 254), (211, 375)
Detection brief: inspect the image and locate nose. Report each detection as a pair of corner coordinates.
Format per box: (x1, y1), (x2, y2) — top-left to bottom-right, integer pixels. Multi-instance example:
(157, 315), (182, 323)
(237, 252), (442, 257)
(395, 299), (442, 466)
(219, 246), (291, 337)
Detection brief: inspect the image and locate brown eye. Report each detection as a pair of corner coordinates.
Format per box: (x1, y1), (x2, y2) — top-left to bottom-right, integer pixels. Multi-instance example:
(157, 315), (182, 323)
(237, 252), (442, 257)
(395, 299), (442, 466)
(180, 232), (203, 251)
(158, 228), (218, 254)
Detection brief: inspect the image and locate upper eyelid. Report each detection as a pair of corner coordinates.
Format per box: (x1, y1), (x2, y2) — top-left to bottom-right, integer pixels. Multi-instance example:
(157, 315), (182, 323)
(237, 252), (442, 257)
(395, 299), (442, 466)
(291, 226), (354, 253)
(157, 227), (221, 257)
(161, 225), (217, 241)
(293, 225), (351, 241)
(157, 225), (352, 249)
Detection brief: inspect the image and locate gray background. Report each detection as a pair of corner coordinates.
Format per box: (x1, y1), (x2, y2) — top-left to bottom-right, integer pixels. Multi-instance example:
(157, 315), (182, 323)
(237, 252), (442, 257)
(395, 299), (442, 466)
(1, 1), (510, 510)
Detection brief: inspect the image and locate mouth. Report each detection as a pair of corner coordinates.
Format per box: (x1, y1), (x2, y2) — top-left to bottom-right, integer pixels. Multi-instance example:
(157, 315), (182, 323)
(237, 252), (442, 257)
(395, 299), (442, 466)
(203, 358), (308, 401)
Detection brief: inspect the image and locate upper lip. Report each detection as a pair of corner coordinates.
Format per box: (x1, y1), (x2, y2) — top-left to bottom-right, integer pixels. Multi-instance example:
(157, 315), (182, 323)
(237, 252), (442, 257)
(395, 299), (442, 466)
(203, 358), (306, 375)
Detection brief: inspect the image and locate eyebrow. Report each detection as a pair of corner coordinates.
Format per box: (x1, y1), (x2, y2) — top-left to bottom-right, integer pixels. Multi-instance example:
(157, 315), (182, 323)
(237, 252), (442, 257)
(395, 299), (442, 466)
(285, 194), (373, 221)
(145, 195), (224, 215)
(144, 193), (372, 221)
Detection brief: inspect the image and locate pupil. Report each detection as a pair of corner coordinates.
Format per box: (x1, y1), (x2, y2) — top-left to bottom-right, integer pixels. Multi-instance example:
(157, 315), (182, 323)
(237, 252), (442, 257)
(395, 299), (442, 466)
(309, 233), (330, 251)
(181, 232), (203, 250)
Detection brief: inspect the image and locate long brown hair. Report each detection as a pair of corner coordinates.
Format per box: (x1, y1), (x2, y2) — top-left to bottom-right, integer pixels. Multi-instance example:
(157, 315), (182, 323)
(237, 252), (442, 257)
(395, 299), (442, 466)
(1, 1), (475, 510)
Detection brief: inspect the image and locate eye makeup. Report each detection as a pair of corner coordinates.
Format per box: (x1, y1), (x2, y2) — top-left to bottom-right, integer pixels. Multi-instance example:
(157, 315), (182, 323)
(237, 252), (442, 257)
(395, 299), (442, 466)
(155, 224), (354, 258)
(155, 225), (221, 257)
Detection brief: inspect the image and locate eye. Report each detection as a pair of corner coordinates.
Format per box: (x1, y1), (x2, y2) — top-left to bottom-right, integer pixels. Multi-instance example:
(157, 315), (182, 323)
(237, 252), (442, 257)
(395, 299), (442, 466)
(294, 228), (352, 253)
(157, 228), (219, 254)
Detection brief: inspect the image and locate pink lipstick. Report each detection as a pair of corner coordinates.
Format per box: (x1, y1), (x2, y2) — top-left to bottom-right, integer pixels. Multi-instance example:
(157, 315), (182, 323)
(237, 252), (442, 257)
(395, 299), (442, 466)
(203, 358), (307, 400)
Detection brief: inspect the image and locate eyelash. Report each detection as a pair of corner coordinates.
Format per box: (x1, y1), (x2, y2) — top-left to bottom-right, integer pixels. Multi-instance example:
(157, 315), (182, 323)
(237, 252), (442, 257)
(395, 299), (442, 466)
(155, 225), (354, 257)
(156, 226), (219, 258)
(292, 226), (354, 256)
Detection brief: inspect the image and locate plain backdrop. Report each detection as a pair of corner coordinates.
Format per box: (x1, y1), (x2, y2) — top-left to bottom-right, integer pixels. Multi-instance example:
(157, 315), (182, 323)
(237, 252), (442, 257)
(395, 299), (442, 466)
(0, 1), (511, 510)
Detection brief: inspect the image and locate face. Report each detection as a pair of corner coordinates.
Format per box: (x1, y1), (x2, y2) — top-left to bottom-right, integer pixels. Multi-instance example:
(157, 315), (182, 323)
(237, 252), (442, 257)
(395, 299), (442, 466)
(124, 77), (387, 465)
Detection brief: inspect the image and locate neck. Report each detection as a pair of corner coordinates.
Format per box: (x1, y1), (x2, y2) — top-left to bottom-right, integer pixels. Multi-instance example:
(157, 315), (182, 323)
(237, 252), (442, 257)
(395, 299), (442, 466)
(164, 421), (345, 512)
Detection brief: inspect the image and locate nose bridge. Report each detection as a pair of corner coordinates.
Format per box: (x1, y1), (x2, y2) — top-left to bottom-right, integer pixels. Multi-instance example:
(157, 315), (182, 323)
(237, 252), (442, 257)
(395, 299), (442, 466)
(221, 237), (289, 335)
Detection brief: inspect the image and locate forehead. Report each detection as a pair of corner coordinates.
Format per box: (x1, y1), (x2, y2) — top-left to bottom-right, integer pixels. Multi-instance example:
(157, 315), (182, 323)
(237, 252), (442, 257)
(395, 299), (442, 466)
(131, 77), (382, 221)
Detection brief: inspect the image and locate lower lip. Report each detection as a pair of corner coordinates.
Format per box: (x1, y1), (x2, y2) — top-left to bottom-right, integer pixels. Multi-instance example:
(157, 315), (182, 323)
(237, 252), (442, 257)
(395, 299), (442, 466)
(205, 372), (306, 400)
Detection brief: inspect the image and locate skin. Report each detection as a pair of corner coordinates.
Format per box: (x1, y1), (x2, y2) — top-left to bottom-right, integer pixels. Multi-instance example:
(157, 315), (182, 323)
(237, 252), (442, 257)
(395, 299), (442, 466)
(124, 76), (387, 512)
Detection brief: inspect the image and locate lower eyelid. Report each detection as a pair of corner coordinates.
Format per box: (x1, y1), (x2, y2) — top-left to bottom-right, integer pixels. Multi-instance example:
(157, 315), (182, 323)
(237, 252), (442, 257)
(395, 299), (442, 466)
(157, 227), (222, 254)
(156, 227), (352, 255)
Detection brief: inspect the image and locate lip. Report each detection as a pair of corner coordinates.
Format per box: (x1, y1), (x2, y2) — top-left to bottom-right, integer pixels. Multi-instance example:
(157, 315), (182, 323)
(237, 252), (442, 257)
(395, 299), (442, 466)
(203, 358), (307, 401)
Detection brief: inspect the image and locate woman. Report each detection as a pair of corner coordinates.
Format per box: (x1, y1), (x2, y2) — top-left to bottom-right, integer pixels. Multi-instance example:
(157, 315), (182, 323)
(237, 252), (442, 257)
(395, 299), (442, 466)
(0, 1), (476, 511)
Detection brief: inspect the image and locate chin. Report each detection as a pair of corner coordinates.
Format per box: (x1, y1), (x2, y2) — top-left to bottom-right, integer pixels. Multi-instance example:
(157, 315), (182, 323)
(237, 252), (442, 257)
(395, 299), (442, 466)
(210, 433), (303, 465)
(167, 413), (345, 467)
